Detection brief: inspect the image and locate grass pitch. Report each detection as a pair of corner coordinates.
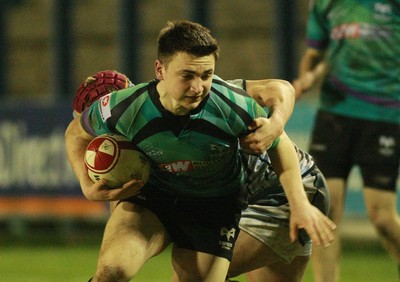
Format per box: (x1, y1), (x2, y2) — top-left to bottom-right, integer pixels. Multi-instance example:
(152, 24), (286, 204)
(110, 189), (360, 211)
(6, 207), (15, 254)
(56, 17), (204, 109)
(0, 240), (397, 282)
(0, 219), (397, 282)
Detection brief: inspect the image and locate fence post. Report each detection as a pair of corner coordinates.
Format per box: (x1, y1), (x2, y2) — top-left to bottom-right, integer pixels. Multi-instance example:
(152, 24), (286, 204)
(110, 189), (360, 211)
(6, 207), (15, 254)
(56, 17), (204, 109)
(50, 0), (74, 98)
(274, 0), (296, 81)
(0, 1), (11, 97)
(117, 0), (141, 83)
(188, 0), (210, 28)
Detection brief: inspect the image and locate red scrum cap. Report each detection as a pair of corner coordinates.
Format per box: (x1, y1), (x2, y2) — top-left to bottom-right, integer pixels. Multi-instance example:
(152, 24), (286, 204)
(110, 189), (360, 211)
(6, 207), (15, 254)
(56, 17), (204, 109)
(73, 70), (134, 116)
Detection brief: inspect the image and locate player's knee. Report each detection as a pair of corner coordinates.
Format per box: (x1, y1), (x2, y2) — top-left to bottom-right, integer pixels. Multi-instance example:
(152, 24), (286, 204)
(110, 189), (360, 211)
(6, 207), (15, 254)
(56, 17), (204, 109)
(325, 186), (345, 222)
(175, 267), (208, 281)
(94, 265), (132, 282)
(368, 209), (396, 237)
(227, 266), (240, 279)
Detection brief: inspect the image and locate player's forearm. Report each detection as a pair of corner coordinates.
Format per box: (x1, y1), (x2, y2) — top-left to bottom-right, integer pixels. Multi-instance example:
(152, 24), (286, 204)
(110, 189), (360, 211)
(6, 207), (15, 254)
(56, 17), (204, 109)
(247, 79), (294, 113)
(264, 81), (294, 133)
(268, 133), (309, 206)
(294, 48), (326, 99)
(280, 170), (309, 208)
(299, 48), (324, 75)
(65, 119), (93, 192)
(247, 79), (295, 136)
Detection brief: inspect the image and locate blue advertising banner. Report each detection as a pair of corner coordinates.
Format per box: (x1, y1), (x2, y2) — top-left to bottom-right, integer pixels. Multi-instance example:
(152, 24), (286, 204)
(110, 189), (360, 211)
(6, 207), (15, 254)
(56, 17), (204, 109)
(0, 99), (80, 196)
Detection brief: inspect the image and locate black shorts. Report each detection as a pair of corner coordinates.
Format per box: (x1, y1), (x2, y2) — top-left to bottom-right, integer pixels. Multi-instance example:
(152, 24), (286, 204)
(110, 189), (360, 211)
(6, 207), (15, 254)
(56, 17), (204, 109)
(125, 185), (242, 261)
(308, 110), (400, 191)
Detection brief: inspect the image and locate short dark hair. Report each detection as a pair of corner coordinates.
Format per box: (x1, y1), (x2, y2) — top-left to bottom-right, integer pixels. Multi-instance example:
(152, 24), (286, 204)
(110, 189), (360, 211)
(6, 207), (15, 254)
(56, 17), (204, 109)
(157, 20), (220, 64)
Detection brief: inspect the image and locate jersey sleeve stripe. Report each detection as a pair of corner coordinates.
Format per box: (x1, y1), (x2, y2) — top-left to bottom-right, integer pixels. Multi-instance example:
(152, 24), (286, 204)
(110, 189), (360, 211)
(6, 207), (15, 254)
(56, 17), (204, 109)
(80, 109), (97, 137)
(107, 84), (149, 131)
(212, 78), (250, 97)
(211, 86), (255, 126)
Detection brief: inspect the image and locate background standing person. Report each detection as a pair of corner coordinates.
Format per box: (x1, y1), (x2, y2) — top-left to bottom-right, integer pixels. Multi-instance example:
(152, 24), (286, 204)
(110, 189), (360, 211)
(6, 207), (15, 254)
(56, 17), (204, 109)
(293, 1), (400, 281)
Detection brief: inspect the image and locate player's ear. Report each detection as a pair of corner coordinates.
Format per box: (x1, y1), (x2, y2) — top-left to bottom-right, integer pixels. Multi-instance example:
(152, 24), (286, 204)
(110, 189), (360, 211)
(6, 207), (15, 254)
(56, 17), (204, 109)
(155, 60), (164, 80)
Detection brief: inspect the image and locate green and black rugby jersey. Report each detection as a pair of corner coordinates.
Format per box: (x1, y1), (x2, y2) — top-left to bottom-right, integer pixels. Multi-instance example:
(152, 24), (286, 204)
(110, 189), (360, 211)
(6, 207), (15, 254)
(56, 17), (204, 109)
(307, 0), (400, 123)
(81, 75), (268, 197)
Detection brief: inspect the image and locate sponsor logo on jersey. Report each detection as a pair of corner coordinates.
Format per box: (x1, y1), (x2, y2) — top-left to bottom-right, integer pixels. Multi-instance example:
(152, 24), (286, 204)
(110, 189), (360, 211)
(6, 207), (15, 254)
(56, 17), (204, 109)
(159, 159), (221, 173)
(374, 3), (392, 17)
(99, 93), (112, 122)
(331, 23), (391, 40)
(159, 161), (194, 172)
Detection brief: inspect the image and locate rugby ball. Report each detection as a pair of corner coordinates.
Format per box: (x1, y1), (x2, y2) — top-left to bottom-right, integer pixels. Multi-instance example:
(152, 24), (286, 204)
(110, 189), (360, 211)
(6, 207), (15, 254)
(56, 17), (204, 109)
(84, 134), (150, 188)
